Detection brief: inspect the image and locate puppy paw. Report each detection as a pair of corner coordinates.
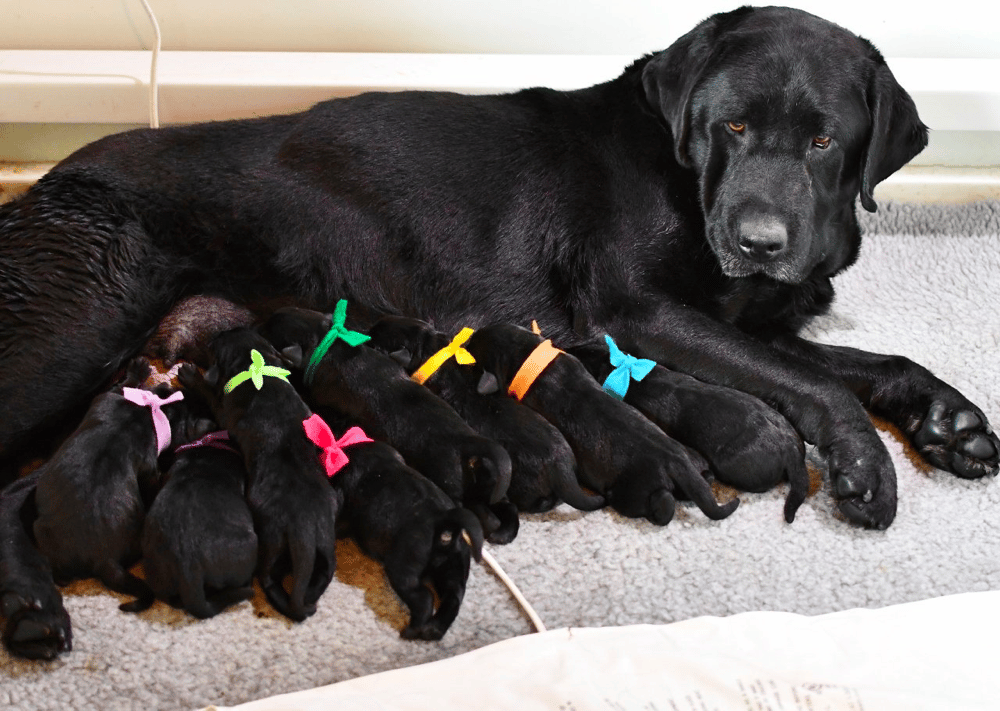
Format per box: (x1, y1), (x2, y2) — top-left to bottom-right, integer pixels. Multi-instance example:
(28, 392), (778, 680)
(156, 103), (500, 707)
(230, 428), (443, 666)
(1, 592), (72, 660)
(825, 433), (897, 530)
(911, 401), (999, 479)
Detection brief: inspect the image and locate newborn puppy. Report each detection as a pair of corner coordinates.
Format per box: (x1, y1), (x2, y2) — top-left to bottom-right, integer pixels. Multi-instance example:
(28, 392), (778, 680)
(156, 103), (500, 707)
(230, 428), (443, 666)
(177, 327), (339, 621)
(258, 305), (513, 535)
(132, 431), (257, 619)
(466, 324), (739, 525)
(317, 407), (484, 640)
(32, 358), (202, 611)
(366, 316), (605, 517)
(569, 338), (809, 523)
(0, 470), (72, 660)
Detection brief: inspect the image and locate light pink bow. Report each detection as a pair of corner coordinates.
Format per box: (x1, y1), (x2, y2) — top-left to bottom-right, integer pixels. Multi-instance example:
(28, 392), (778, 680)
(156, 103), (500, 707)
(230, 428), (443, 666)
(122, 387), (185, 454)
(302, 414), (373, 478)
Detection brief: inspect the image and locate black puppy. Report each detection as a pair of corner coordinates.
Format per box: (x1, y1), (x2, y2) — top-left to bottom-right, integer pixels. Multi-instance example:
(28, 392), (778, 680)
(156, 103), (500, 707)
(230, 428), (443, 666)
(3, 7), (996, 531)
(313, 407), (485, 640)
(366, 316), (605, 515)
(132, 431), (257, 619)
(0, 470), (72, 660)
(467, 324), (739, 525)
(569, 336), (809, 522)
(32, 359), (202, 611)
(257, 305), (514, 537)
(178, 327), (339, 621)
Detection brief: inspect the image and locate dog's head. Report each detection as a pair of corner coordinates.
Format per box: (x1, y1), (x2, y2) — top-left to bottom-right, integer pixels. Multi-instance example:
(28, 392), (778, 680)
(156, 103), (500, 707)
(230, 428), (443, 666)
(258, 307), (333, 369)
(202, 326), (291, 390)
(464, 324), (545, 395)
(642, 6), (927, 283)
(366, 316), (445, 372)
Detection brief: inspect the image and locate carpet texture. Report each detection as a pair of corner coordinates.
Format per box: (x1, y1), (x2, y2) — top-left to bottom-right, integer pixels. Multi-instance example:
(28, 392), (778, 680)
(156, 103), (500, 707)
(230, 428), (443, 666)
(2, 200), (998, 711)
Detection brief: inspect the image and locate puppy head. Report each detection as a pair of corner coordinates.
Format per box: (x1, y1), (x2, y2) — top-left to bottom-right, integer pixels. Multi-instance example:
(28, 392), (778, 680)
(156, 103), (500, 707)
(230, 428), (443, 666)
(366, 316), (445, 372)
(258, 308), (333, 369)
(464, 324), (544, 395)
(205, 326), (290, 385)
(641, 6), (927, 283)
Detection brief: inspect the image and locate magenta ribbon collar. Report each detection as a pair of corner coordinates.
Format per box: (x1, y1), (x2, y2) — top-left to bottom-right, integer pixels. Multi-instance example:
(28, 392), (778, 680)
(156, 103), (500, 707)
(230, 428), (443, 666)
(302, 414), (373, 478)
(122, 387), (184, 455)
(174, 430), (239, 456)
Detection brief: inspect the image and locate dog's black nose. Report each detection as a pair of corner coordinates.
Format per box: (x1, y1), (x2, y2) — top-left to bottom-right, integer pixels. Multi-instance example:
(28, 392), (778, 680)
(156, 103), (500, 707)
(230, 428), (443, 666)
(737, 216), (788, 262)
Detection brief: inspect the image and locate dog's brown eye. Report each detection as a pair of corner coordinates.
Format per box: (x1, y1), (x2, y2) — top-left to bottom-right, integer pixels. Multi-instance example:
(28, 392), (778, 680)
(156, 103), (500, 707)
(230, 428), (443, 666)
(727, 121), (746, 134)
(813, 136), (832, 149)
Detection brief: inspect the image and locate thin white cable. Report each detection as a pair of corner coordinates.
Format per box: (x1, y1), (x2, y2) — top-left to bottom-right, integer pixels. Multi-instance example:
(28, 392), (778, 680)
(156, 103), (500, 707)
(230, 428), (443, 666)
(137, 0), (162, 128)
(479, 544), (548, 633)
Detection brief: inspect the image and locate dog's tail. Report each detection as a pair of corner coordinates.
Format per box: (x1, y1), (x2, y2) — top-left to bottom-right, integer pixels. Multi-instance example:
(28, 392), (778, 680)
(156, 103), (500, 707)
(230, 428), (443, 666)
(438, 507), (484, 562)
(101, 562), (157, 614)
(670, 451), (741, 522)
(550, 465), (606, 512)
(463, 443), (513, 505)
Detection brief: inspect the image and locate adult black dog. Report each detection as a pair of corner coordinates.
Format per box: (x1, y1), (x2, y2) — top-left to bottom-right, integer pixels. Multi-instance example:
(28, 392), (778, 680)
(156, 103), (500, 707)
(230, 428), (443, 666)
(0, 6), (997, 528)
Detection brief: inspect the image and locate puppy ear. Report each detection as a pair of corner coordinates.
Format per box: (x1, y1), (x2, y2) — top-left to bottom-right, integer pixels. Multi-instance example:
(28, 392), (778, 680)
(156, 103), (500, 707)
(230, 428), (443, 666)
(280, 344), (304, 369)
(477, 371), (500, 395)
(388, 348), (412, 368)
(641, 11), (736, 168)
(859, 60), (929, 212)
(203, 365), (220, 388)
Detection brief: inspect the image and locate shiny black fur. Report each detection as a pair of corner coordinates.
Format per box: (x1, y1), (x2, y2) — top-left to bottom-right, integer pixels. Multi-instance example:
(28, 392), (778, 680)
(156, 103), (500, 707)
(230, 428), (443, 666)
(366, 316), (605, 517)
(467, 324), (740, 525)
(177, 328), (339, 622)
(257, 308), (513, 539)
(1, 7), (996, 529)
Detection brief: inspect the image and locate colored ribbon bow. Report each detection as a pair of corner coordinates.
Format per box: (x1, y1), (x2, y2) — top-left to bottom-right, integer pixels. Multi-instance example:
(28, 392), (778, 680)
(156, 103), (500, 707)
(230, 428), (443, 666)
(302, 414), (374, 478)
(224, 349), (292, 394)
(174, 430), (239, 455)
(601, 335), (656, 399)
(122, 387), (185, 454)
(411, 327), (477, 384)
(304, 299), (371, 385)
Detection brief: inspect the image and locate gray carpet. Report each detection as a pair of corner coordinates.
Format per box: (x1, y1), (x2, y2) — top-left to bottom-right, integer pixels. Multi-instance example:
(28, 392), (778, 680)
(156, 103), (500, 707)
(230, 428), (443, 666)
(2, 200), (998, 711)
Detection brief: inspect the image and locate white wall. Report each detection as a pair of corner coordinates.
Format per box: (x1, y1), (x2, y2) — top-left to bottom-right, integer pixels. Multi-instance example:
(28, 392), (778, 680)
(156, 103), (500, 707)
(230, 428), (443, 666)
(1, 1), (997, 58)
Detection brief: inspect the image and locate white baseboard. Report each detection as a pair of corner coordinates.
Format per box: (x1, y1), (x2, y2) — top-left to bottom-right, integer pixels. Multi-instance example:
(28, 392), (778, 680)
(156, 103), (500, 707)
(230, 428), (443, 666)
(2, 50), (999, 133)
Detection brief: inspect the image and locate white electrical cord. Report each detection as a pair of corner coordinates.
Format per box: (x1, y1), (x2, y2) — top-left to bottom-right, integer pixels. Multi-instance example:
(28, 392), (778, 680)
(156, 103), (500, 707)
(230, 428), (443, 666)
(469, 534), (547, 634)
(138, 0), (162, 128)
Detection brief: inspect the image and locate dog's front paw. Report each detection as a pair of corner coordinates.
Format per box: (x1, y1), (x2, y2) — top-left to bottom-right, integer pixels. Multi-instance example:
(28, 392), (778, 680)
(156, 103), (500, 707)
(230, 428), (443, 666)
(911, 401), (999, 479)
(825, 432), (897, 530)
(1, 591), (72, 660)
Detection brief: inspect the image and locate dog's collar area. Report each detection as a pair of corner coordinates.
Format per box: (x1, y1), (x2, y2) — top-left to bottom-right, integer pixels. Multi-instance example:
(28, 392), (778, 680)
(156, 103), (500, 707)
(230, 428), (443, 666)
(173, 430), (239, 456)
(223, 349), (292, 394)
(507, 339), (564, 401)
(601, 335), (656, 400)
(122, 387), (184, 455)
(304, 299), (371, 385)
(302, 413), (373, 478)
(411, 327), (476, 385)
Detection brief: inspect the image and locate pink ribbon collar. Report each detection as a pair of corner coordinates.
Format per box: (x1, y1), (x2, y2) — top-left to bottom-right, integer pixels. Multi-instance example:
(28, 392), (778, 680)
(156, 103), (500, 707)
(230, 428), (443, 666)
(302, 414), (373, 478)
(122, 387), (184, 455)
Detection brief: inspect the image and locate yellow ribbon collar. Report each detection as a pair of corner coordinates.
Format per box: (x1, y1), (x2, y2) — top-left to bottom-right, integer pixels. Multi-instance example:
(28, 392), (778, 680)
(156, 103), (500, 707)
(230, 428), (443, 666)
(411, 327), (477, 384)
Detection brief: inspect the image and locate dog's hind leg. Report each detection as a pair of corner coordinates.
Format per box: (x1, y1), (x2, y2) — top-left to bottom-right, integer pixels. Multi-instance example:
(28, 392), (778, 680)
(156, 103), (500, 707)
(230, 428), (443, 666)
(0, 472), (73, 659)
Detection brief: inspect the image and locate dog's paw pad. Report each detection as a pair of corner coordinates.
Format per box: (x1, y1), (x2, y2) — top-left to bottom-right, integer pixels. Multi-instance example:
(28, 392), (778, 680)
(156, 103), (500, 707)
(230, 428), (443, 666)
(834, 474), (870, 500)
(3, 611), (72, 660)
(912, 401), (999, 479)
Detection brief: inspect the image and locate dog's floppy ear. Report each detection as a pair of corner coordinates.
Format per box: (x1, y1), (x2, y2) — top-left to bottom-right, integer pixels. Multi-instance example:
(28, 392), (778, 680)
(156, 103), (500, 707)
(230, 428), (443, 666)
(280, 344), (304, 369)
(859, 60), (929, 213)
(476, 371), (500, 395)
(202, 365), (220, 388)
(641, 11), (739, 168)
(388, 348), (412, 368)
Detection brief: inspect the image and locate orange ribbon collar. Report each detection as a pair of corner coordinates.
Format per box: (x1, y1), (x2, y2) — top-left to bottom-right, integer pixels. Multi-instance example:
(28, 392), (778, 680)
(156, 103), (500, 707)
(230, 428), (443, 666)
(508, 339), (564, 401)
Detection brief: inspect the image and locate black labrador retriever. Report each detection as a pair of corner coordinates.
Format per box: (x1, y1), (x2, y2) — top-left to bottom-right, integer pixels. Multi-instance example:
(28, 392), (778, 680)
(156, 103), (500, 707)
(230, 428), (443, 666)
(0, 6), (996, 529)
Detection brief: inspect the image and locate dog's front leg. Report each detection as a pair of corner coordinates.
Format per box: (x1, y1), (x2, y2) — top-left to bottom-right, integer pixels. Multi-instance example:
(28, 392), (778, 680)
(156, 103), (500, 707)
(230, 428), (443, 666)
(607, 305), (897, 529)
(768, 336), (999, 480)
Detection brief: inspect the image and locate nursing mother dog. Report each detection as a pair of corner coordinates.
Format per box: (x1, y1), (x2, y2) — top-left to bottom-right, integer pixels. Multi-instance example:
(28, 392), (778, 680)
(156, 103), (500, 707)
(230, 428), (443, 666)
(0, 6), (997, 530)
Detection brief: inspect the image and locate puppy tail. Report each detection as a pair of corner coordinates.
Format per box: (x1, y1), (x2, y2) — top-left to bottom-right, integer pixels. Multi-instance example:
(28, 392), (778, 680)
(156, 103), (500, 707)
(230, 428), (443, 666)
(98, 562), (156, 614)
(441, 508), (484, 562)
(782, 458), (810, 524)
(464, 445), (513, 505)
(550, 467), (605, 512)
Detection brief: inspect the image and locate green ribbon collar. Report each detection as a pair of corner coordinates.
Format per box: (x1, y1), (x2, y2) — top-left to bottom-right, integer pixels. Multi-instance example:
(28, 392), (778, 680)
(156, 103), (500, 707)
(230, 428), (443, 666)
(224, 349), (292, 394)
(304, 299), (371, 385)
